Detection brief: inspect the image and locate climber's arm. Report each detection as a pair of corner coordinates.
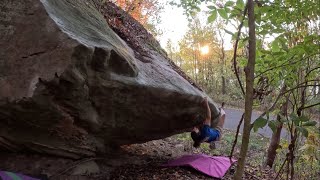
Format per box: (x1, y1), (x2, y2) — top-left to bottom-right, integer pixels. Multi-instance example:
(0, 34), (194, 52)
(203, 97), (211, 126)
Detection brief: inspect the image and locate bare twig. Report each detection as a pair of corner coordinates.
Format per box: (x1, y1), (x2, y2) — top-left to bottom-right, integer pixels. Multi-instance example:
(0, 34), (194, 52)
(229, 113), (244, 162)
(286, 155), (290, 180)
(274, 157), (288, 180)
(305, 66), (320, 78)
(232, 3), (248, 96)
(300, 102), (320, 110)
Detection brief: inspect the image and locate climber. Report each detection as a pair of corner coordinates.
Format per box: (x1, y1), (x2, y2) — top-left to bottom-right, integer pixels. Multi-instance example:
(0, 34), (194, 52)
(191, 98), (226, 148)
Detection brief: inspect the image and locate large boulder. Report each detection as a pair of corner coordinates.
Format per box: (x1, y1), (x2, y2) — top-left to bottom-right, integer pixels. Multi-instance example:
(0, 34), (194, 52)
(0, 0), (220, 159)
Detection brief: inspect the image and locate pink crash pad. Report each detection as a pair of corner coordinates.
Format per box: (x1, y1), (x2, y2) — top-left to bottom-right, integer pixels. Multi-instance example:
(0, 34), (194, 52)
(163, 154), (237, 178)
(0, 171), (40, 180)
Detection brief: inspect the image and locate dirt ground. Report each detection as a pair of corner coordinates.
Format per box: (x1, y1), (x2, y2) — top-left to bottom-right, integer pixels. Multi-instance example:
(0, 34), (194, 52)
(0, 130), (277, 180)
(0, 137), (215, 180)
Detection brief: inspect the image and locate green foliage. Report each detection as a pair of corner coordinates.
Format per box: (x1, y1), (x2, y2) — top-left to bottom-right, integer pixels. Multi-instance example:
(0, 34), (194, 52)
(290, 114), (318, 138)
(173, 0), (320, 178)
(225, 1), (234, 7)
(207, 10), (217, 23)
(217, 8), (228, 19)
(268, 120), (278, 133)
(235, 0), (244, 9)
(302, 121), (317, 127)
(277, 127), (320, 179)
(296, 126), (309, 138)
(252, 117), (268, 132)
(169, 0), (204, 18)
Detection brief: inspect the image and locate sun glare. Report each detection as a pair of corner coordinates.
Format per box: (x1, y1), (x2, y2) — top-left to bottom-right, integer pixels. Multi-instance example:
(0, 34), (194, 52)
(200, 45), (209, 55)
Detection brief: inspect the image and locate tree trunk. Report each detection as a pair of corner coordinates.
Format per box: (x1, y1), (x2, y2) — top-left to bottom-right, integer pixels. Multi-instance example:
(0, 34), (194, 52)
(266, 120), (283, 166)
(194, 48), (198, 83)
(234, 0), (256, 179)
(312, 80), (319, 98)
(222, 76), (226, 94)
(220, 30), (226, 95)
(265, 92), (288, 167)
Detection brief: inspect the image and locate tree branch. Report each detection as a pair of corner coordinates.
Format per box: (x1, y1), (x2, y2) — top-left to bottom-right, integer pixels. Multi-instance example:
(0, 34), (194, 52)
(250, 83), (319, 129)
(274, 157), (288, 180)
(283, 83), (319, 96)
(232, 3), (248, 96)
(255, 54), (318, 79)
(251, 85), (286, 127)
(300, 102), (320, 110)
(306, 66), (320, 78)
(254, 55), (296, 79)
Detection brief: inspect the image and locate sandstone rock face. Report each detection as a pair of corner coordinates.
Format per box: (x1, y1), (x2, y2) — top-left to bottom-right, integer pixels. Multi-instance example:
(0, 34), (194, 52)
(0, 0), (220, 159)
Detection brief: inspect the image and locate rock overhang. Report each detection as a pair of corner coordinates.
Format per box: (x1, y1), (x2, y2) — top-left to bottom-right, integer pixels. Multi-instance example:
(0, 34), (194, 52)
(0, 0), (220, 158)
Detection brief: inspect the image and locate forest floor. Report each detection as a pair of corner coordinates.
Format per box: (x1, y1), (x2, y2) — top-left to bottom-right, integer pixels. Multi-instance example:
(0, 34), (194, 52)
(0, 129), (278, 180)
